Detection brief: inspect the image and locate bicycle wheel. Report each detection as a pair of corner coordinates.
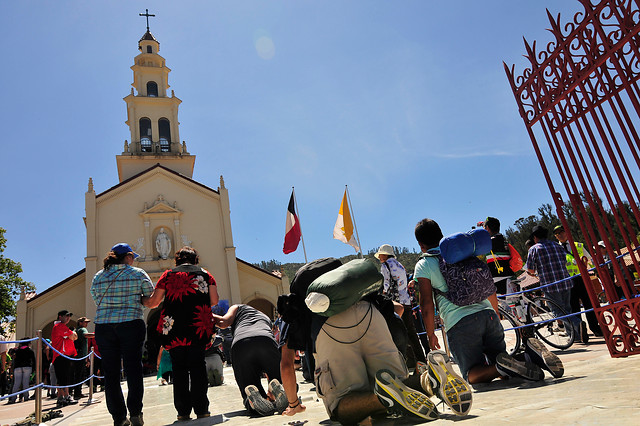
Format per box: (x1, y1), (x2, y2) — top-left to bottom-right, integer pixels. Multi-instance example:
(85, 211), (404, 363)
(527, 296), (575, 349)
(498, 306), (521, 355)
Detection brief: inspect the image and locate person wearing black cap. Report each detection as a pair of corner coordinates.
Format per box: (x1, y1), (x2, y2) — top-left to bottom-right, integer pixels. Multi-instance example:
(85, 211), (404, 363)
(51, 310), (78, 407)
(553, 225), (601, 339)
(90, 243), (154, 426)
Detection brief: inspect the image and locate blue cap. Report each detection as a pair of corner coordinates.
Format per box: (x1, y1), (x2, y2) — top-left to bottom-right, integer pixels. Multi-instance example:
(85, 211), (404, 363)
(111, 243), (140, 259)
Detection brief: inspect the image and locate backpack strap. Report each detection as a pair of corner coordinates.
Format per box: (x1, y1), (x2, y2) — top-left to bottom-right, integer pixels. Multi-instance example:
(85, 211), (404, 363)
(97, 268), (127, 308)
(417, 252), (446, 298)
(382, 261), (398, 287)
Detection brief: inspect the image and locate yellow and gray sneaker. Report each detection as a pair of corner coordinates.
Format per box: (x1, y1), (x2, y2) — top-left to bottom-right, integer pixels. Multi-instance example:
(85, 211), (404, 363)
(423, 350), (472, 416)
(374, 369), (439, 421)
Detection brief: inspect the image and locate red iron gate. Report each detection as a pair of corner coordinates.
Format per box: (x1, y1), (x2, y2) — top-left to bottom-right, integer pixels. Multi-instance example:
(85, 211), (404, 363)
(505, 0), (640, 357)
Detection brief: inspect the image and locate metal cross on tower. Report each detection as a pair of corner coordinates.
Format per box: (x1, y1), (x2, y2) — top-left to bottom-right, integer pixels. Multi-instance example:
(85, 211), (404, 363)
(139, 9), (155, 32)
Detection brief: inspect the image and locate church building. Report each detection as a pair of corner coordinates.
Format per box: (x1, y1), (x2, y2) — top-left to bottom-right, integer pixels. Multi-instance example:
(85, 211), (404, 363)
(16, 27), (287, 340)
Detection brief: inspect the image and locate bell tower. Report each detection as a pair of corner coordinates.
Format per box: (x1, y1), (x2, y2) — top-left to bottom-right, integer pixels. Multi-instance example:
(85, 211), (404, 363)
(116, 12), (195, 182)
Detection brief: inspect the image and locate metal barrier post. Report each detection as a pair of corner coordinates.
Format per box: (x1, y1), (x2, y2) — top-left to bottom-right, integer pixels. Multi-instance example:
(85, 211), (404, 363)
(82, 350), (100, 405)
(35, 331), (42, 424)
(88, 350), (94, 403)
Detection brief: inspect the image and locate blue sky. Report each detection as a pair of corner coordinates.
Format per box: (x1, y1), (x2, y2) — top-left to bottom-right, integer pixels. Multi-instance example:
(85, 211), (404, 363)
(0, 1), (583, 293)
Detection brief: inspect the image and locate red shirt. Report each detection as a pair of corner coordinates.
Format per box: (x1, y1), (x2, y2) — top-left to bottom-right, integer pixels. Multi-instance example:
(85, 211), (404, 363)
(51, 321), (77, 361)
(87, 336), (101, 357)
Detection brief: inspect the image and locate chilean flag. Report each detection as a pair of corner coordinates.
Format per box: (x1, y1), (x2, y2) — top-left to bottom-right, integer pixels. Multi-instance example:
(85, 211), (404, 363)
(283, 191), (302, 254)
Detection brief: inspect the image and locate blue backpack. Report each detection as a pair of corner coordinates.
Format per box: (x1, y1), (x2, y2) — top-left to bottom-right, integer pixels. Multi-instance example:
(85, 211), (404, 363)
(424, 229), (496, 306)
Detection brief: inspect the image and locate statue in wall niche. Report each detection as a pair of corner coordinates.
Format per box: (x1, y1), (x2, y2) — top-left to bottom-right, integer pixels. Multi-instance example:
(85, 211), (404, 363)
(156, 228), (171, 260)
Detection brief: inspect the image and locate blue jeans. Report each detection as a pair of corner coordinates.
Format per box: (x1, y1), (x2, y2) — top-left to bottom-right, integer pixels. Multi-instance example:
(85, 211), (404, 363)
(545, 289), (581, 333)
(447, 309), (506, 381)
(9, 366), (32, 401)
(95, 319), (146, 422)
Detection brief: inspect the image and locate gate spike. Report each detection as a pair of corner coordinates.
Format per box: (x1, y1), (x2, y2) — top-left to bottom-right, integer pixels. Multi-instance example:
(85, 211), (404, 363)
(523, 37), (536, 63)
(546, 9), (563, 38)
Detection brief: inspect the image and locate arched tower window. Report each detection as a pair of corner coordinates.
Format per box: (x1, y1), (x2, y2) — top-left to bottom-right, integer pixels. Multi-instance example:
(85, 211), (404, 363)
(147, 45), (153, 53)
(159, 118), (171, 152)
(139, 118), (152, 152)
(147, 81), (158, 97)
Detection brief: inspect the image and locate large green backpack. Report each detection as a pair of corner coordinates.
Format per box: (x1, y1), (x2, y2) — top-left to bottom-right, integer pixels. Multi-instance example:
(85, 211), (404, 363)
(305, 258), (383, 317)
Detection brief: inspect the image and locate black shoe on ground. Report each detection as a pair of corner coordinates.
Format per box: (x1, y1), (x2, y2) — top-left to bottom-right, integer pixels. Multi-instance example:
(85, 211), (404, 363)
(525, 338), (564, 378)
(374, 368), (438, 421)
(113, 418), (131, 426)
(130, 412), (144, 426)
(580, 322), (589, 344)
(496, 352), (545, 381)
(245, 384), (275, 416)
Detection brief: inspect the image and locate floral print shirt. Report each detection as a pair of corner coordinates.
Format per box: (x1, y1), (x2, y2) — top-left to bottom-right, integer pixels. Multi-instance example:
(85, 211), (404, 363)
(381, 258), (411, 305)
(155, 264), (217, 350)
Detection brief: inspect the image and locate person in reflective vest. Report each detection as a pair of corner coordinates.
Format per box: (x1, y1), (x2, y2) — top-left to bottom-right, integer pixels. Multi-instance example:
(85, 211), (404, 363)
(553, 225), (602, 339)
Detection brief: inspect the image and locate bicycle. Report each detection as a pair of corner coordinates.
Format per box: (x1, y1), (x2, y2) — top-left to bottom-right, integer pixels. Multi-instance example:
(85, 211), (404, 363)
(497, 277), (575, 355)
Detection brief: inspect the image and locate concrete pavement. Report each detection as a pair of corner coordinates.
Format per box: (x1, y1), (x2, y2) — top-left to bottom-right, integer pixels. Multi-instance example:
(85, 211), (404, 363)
(2, 336), (639, 425)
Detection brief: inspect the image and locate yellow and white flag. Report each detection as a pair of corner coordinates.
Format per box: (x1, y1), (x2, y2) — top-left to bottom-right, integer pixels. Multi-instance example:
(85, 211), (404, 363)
(333, 189), (360, 251)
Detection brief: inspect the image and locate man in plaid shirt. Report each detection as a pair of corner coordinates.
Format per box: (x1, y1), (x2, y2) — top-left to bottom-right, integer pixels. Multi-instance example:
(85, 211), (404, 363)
(526, 226), (582, 342)
(91, 243), (153, 426)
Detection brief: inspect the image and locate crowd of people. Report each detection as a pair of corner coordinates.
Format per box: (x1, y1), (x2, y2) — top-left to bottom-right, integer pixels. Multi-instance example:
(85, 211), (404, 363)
(2, 218), (629, 425)
(0, 309), (102, 407)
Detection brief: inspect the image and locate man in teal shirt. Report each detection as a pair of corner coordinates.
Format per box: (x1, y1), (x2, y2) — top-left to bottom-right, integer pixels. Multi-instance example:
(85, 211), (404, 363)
(413, 219), (563, 395)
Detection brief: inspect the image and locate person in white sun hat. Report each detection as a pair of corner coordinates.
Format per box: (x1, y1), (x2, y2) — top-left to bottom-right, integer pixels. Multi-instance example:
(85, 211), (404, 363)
(375, 244), (427, 368)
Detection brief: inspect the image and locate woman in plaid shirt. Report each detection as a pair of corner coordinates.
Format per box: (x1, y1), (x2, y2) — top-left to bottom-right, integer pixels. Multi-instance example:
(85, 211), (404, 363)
(91, 243), (154, 426)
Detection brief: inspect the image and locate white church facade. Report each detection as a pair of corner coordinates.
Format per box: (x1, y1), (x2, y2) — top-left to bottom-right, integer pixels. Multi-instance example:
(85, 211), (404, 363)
(16, 29), (287, 339)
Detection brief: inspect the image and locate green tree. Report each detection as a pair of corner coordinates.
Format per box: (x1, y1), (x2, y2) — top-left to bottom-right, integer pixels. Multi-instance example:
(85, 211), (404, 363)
(504, 196), (639, 261)
(0, 227), (34, 336)
(259, 246), (422, 286)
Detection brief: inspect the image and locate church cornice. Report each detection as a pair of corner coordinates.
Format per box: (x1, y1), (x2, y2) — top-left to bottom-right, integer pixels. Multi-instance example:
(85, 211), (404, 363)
(26, 268), (86, 304)
(236, 257), (282, 279)
(124, 94), (181, 104)
(96, 164), (220, 203)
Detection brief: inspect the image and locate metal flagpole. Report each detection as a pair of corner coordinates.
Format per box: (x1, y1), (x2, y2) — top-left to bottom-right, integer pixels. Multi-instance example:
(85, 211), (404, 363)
(345, 185), (363, 258)
(292, 187), (308, 263)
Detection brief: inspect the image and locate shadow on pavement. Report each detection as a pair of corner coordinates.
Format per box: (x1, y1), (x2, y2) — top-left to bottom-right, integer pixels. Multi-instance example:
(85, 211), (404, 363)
(472, 375), (583, 393)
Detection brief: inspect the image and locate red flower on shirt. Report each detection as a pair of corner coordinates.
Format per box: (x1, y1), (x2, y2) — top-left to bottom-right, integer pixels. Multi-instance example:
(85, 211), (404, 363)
(164, 272), (197, 302)
(156, 312), (164, 334)
(192, 305), (214, 340)
(165, 337), (191, 350)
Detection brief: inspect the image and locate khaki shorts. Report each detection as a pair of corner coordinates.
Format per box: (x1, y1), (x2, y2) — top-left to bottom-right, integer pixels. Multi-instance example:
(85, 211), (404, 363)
(314, 301), (408, 417)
